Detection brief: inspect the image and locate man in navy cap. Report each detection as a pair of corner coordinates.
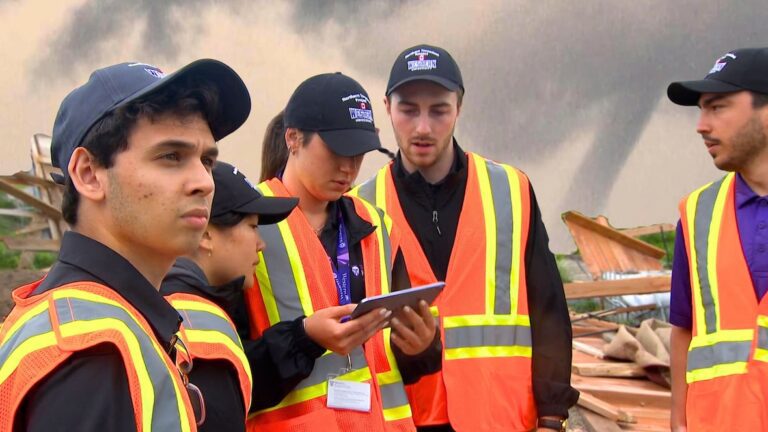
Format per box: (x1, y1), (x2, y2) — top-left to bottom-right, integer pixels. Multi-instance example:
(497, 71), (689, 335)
(667, 47), (768, 432)
(0, 59), (250, 431)
(351, 44), (577, 432)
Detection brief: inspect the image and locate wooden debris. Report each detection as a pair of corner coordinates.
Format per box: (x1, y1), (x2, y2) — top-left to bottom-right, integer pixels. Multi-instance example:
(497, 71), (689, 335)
(578, 391), (635, 423)
(573, 340), (605, 359)
(564, 276), (670, 299)
(577, 407), (624, 432)
(573, 362), (645, 378)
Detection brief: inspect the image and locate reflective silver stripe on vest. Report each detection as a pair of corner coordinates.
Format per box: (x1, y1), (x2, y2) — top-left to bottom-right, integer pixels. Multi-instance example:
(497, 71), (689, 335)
(355, 177), (377, 205)
(179, 309), (242, 350)
(692, 176), (727, 335)
(379, 380), (409, 410)
(373, 206), (393, 287)
(444, 325), (531, 349)
(293, 346), (368, 390)
(0, 309), (52, 370)
(55, 298), (186, 431)
(687, 340), (752, 371)
(759, 326), (768, 351)
(258, 222), (306, 320)
(484, 160), (514, 315)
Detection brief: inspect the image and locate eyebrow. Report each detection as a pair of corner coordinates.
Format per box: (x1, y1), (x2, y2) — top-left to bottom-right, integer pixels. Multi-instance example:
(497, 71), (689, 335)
(699, 94), (728, 108)
(396, 99), (453, 109)
(151, 139), (219, 159)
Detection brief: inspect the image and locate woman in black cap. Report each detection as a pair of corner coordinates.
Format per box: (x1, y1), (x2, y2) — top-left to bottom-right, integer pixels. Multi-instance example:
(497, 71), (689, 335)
(160, 161), (299, 431)
(244, 73), (441, 432)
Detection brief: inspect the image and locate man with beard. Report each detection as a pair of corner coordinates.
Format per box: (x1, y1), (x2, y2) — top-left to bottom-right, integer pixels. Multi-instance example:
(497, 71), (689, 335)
(668, 47), (768, 431)
(351, 44), (578, 432)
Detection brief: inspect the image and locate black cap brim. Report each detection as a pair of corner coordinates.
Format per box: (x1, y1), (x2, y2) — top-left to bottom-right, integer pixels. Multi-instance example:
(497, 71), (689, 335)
(318, 128), (381, 157)
(667, 79), (744, 106)
(117, 59), (251, 141)
(386, 75), (461, 96)
(233, 195), (298, 225)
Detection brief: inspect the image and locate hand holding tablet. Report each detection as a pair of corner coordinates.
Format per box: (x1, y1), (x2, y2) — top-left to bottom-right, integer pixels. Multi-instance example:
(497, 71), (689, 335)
(349, 282), (445, 322)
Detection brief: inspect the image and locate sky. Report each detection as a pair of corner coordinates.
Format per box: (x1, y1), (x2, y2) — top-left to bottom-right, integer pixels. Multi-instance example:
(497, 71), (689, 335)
(1, 0), (760, 251)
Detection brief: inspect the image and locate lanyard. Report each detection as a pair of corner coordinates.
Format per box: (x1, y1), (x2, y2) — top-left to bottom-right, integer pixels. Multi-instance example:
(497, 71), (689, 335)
(329, 208), (352, 305)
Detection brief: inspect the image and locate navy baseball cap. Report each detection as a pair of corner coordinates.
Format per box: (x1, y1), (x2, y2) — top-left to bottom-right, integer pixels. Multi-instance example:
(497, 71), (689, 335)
(668, 48), (768, 106)
(386, 44), (464, 96)
(51, 59), (251, 183)
(211, 162), (298, 226)
(283, 73), (381, 157)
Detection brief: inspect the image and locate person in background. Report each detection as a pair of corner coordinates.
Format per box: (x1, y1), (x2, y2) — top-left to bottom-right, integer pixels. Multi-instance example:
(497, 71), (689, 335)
(351, 44), (578, 432)
(161, 161), (299, 431)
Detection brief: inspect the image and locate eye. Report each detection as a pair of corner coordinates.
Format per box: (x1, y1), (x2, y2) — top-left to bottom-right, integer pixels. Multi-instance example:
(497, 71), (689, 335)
(201, 156), (216, 169)
(160, 152), (181, 162)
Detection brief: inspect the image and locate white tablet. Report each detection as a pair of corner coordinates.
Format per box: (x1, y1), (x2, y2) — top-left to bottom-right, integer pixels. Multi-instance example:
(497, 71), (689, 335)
(349, 282), (445, 320)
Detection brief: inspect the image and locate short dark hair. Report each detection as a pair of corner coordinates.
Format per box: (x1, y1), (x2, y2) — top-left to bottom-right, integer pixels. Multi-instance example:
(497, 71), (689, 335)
(61, 77), (220, 226)
(752, 91), (768, 109)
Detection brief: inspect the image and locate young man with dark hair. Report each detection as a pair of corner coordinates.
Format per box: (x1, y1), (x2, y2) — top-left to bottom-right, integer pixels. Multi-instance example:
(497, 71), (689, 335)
(351, 44), (578, 432)
(667, 47), (768, 432)
(0, 60), (250, 431)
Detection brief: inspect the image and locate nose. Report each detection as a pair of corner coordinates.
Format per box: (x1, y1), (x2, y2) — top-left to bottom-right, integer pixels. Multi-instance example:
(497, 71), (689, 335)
(415, 113), (431, 136)
(696, 111), (711, 136)
(188, 160), (215, 198)
(338, 155), (357, 173)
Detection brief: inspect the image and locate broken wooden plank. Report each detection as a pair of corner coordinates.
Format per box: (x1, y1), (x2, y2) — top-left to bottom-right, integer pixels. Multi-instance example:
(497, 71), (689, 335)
(0, 179), (61, 220)
(2, 237), (60, 252)
(564, 276), (670, 299)
(573, 381), (671, 409)
(620, 223), (675, 238)
(578, 407), (623, 432)
(573, 340), (605, 359)
(578, 391), (635, 423)
(573, 362), (645, 378)
(563, 211), (665, 258)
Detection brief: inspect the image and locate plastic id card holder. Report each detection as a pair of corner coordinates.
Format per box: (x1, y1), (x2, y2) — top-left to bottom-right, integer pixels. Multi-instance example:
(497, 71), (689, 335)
(326, 354), (371, 412)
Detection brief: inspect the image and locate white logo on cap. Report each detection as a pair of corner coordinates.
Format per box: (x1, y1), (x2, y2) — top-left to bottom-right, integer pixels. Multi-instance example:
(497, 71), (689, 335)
(405, 48), (439, 71)
(127, 62), (166, 78)
(342, 93), (374, 124)
(709, 53), (737, 74)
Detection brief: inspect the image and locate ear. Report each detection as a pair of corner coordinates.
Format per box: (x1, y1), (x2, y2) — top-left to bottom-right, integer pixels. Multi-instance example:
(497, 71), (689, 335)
(383, 95), (392, 116)
(199, 229), (214, 254)
(68, 147), (106, 202)
(284, 128), (300, 153)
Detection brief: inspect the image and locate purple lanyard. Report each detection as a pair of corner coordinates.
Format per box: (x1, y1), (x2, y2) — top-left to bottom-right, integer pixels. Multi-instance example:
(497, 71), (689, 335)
(328, 208), (352, 305)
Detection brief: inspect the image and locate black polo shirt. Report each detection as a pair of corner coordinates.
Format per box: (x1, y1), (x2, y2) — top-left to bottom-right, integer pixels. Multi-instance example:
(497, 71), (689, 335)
(391, 141), (580, 421)
(15, 231), (182, 432)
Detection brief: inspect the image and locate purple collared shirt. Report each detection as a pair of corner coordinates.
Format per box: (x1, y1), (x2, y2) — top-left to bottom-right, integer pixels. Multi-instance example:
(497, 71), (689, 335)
(670, 174), (768, 329)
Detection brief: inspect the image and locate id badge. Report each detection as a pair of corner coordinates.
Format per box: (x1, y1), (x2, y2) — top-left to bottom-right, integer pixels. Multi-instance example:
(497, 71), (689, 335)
(326, 378), (371, 412)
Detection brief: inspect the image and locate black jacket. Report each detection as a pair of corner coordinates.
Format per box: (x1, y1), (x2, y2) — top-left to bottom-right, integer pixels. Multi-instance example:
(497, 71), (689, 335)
(15, 232), (183, 432)
(391, 142), (579, 420)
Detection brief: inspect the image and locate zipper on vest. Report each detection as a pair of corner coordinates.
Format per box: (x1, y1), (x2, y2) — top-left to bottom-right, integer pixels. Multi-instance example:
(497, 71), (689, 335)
(432, 210), (442, 236)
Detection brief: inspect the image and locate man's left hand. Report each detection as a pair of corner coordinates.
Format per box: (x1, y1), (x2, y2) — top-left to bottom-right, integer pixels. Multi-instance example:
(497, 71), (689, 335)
(390, 300), (436, 355)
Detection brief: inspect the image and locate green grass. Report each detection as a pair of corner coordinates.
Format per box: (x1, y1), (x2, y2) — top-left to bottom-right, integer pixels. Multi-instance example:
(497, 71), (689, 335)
(568, 299), (601, 313)
(637, 230), (676, 268)
(0, 191), (59, 270)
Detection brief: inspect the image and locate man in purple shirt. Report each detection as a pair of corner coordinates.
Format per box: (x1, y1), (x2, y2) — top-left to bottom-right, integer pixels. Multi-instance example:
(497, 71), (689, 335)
(667, 47), (768, 431)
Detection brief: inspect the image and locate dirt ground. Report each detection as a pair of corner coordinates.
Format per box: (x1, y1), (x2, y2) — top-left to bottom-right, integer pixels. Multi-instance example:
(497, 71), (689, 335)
(0, 269), (46, 321)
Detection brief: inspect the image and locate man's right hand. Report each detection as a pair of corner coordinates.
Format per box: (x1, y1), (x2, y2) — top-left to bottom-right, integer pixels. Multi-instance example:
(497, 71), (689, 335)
(304, 304), (391, 355)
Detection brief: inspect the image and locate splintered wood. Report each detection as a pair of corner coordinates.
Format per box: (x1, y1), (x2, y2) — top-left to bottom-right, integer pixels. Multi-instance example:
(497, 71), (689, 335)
(571, 336), (670, 431)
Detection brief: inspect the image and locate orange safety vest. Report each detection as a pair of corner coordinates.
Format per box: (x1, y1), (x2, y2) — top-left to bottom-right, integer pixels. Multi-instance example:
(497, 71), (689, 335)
(0, 280), (198, 431)
(244, 178), (414, 432)
(350, 152), (535, 432)
(166, 292), (253, 418)
(679, 172), (768, 431)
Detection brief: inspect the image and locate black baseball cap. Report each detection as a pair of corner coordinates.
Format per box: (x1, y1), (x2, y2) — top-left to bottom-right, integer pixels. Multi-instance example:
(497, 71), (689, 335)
(211, 162), (298, 226)
(386, 44), (464, 96)
(283, 72), (381, 157)
(668, 47), (768, 106)
(51, 59), (251, 183)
